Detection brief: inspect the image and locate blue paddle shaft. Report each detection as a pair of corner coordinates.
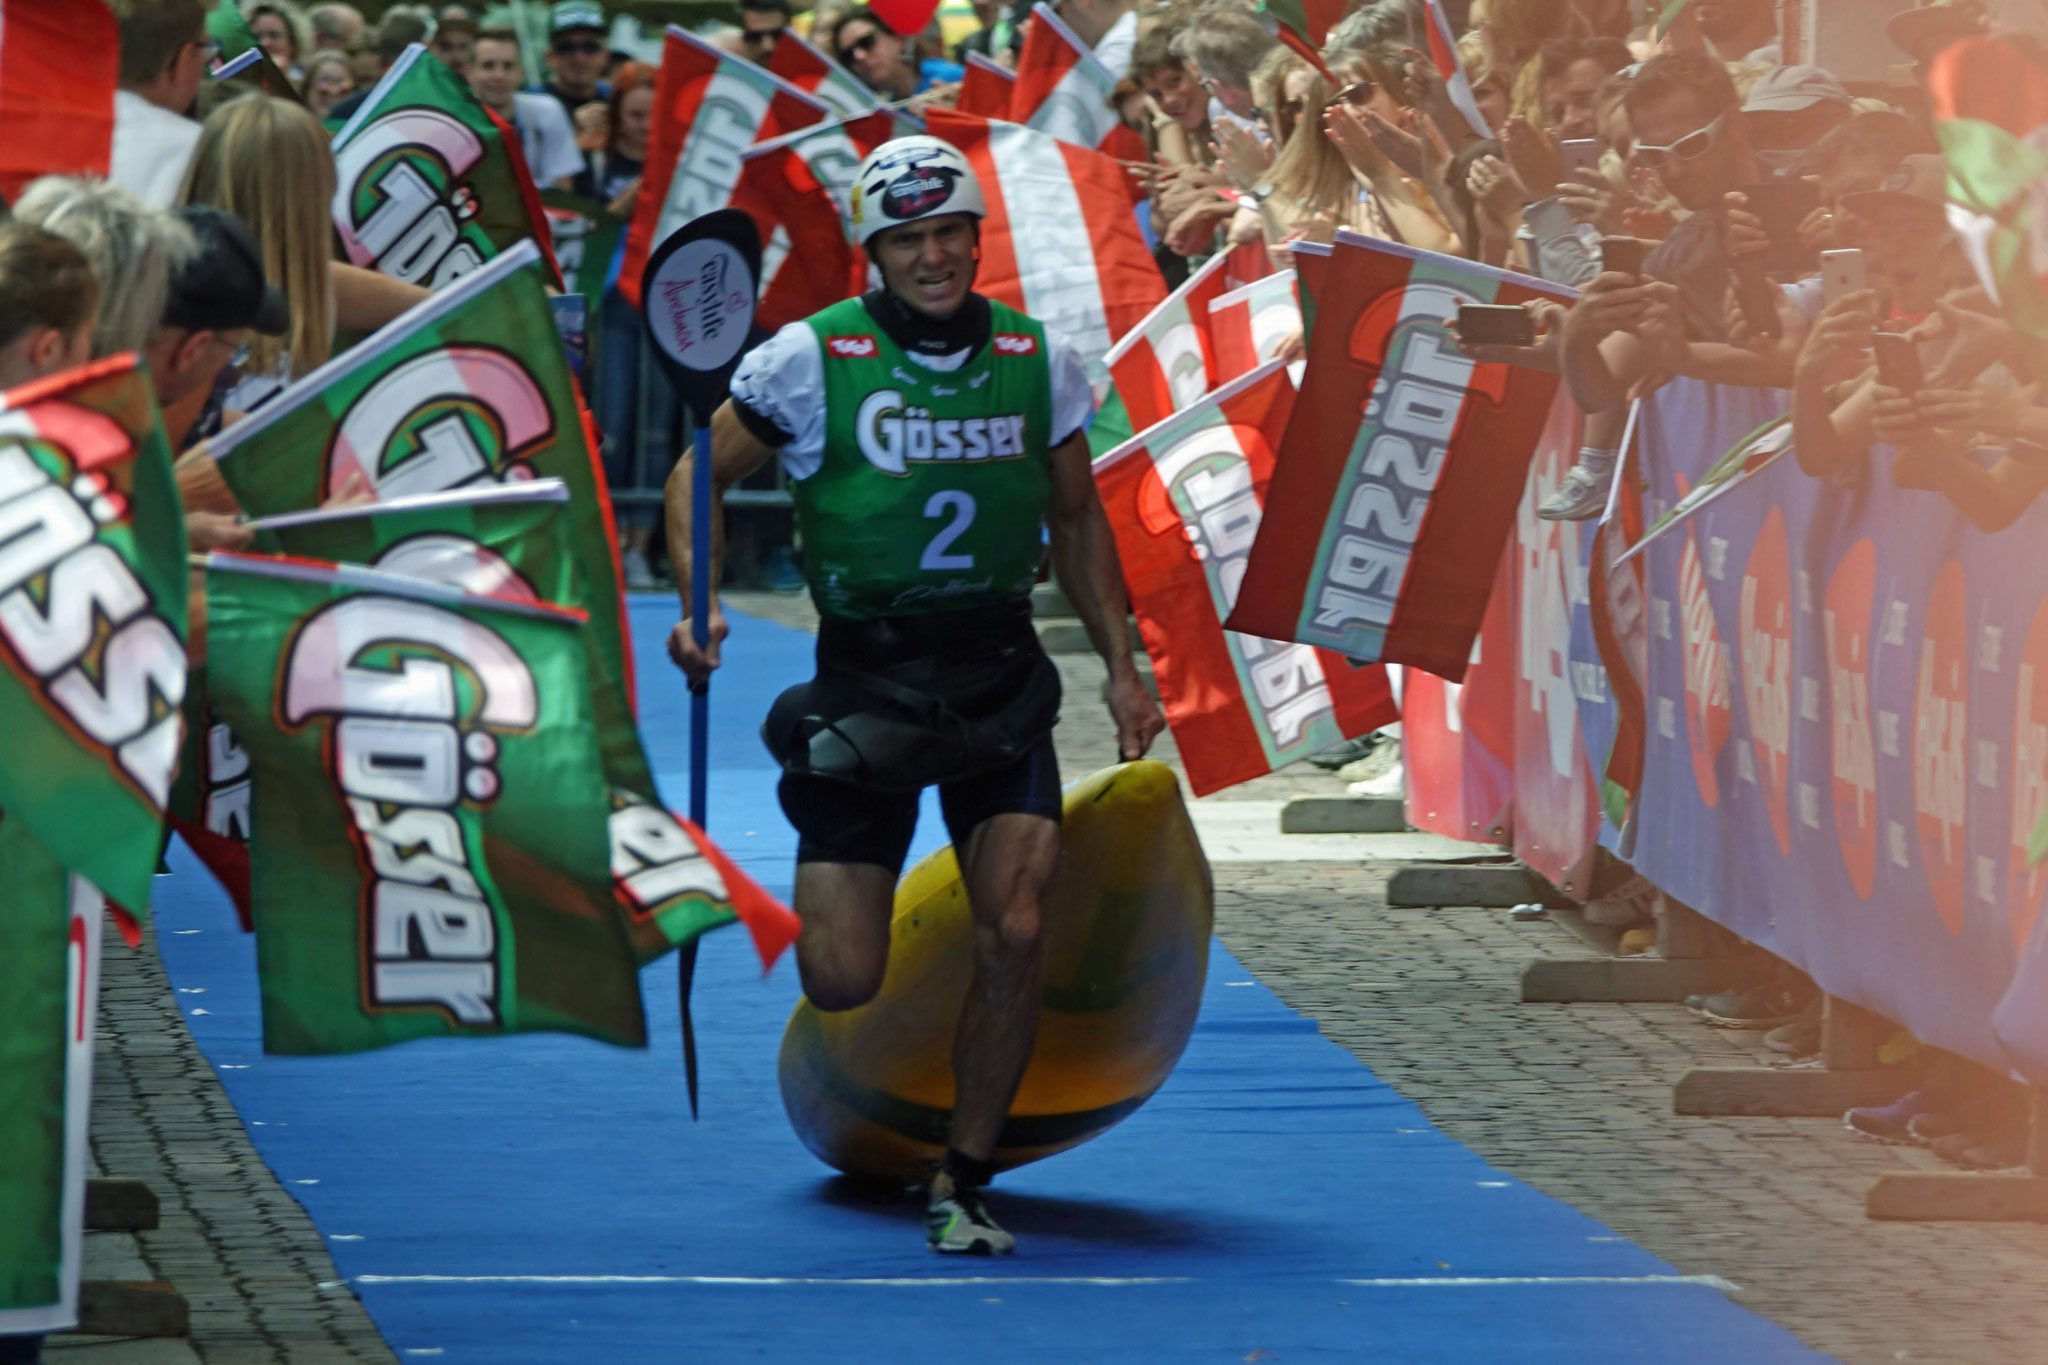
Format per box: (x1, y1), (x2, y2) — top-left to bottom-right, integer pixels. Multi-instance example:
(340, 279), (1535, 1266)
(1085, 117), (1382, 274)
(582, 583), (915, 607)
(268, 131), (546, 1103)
(689, 422), (712, 829)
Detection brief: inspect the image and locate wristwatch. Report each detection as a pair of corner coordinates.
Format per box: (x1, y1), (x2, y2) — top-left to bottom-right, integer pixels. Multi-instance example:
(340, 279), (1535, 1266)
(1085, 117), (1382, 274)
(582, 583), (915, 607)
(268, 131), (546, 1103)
(1247, 180), (1276, 205)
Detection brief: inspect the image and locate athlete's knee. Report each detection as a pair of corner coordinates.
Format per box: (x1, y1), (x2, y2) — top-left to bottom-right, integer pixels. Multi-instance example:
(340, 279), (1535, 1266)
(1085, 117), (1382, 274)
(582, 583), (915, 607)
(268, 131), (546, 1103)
(797, 942), (887, 1012)
(974, 895), (1041, 960)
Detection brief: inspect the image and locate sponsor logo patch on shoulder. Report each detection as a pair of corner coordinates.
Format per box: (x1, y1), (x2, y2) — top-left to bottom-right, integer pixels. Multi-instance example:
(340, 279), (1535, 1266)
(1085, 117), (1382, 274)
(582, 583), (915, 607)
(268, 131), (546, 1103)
(993, 333), (1037, 356)
(828, 335), (878, 357)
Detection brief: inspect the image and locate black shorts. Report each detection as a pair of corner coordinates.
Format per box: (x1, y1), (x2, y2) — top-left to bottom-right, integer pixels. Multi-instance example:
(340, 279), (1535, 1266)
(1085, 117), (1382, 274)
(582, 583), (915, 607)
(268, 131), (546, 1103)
(780, 732), (1062, 874)
(778, 602), (1063, 874)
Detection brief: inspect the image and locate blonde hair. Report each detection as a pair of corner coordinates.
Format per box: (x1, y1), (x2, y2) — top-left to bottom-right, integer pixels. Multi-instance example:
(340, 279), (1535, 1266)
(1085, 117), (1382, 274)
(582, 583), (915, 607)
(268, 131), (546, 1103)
(1267, 68), (1356, 224)
(12, 175), (194, 358)
(179, 93), (337, 377)
(1473, 0), (1582, 123)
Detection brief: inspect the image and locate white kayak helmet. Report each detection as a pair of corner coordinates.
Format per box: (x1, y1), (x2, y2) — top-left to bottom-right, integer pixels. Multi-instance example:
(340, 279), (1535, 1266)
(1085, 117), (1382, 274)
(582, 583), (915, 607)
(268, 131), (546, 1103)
(849, 135), (987, 247)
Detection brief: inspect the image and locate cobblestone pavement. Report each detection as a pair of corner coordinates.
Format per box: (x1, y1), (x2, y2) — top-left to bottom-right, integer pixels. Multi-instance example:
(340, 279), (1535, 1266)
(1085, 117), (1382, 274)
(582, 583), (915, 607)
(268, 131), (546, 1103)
(79, 920), (396, 1365)
(70, 594), (2048, 1362)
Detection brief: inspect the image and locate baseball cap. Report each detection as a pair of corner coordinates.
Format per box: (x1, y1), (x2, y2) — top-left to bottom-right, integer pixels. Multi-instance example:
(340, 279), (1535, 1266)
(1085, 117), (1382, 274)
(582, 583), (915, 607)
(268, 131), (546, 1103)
(550, 0), (606, 35)
(1741, 65), (1851, 114)
(1839, 154), (1949, 224)
(162, 207), (289, 337)
(1886, 0), (1985, 60)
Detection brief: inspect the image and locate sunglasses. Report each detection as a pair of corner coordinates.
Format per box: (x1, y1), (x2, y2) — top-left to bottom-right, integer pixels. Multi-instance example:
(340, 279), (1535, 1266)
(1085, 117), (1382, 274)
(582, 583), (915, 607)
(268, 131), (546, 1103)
(742, 25), (787, 46)
(1632, 111), (1726, 167)
(840, 30), (883, 59)
(552, 38), (604, 56)
(1333, 79), (1376, 109)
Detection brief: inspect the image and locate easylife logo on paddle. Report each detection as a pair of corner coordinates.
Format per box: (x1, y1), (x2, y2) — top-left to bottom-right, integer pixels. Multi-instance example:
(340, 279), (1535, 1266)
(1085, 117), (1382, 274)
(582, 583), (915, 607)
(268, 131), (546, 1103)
(1914, 561), (1969, 936)
(1738, 506), (1792, 854)
(324, 347), (555, 501)
(1155, 424), (1335, 752)
(2010, 594), (2048, 951)
(855, 392), (1029, 474)
(1823, 540), (1878, 899)
(281, 594), (538, 1025)
(334, 109), (491, 287)
(0, 416), (186, 808)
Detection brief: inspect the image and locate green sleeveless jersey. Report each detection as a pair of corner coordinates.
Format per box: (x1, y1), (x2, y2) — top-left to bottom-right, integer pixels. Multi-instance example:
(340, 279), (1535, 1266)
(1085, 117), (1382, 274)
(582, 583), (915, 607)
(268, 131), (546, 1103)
(793, 296), (1054, 620)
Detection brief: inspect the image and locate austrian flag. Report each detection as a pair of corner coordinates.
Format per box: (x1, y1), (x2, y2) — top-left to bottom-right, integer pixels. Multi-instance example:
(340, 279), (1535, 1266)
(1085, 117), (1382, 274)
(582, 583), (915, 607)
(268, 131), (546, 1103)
(1226, 231), (1574, 681)
(1096, 360), (1397, 795)
(621, 24), (828, 309)
(1105, 252), (1232, 434)
(925, 110), (1166, 378)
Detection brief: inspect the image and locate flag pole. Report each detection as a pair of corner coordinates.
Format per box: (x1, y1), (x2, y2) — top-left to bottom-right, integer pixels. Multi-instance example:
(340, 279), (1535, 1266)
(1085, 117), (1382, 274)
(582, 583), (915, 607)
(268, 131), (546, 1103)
(639, 209), (763, 1124)
(677, 418), (713, 1119)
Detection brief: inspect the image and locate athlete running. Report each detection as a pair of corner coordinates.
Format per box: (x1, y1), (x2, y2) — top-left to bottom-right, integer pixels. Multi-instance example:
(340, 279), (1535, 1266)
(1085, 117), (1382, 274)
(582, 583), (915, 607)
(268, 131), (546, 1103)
(664, 135), (1165, 1255)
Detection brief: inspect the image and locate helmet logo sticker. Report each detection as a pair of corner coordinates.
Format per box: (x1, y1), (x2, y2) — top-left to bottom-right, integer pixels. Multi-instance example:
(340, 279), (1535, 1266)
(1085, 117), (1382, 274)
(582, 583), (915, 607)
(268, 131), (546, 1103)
(881, 164), (960, 219)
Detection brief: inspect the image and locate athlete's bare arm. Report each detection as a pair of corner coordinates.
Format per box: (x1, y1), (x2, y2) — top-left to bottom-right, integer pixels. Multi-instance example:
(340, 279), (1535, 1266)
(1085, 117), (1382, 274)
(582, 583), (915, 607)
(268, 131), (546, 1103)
(1045, 431), (1166, 761)
(665, 398), (778, 684)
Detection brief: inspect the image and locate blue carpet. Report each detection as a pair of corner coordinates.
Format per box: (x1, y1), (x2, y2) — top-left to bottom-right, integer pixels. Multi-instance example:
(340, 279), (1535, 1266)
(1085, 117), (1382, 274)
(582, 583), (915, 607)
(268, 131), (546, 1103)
(150, 595), (1833, 1363)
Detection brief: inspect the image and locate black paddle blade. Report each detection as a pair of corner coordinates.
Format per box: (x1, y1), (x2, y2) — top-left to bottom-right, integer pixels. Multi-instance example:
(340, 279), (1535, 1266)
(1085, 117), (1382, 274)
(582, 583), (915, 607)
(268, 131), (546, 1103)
(638, 207), (762, 426)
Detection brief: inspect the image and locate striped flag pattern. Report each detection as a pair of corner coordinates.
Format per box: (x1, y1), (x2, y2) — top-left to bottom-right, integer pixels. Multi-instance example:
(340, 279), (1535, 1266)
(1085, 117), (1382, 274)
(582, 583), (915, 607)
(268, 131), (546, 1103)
(1225, 231), (1575, 680)
(1104, 251), (1232, 434)
(736, 110), (902, 329)
(1423, 0), (1493, 141)
(767, 28), (882, 119)
(925, 109), (1166, 380)
(1009, 4), (1145, 160)
(1096, 359), (1398, 795)
(620, 25), (828, 309)
(1207, 269), (1301, 383)
(959, 51), (1017, 117)
(0, 0), (118, 201)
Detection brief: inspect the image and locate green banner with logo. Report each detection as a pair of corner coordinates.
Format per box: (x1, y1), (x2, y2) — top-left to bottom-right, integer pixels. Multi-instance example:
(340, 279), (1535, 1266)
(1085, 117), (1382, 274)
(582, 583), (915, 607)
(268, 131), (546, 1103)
(0, 815), (96, 1333)
(244, 484), (746, 959)
(330, 44), (559, 290)
(0, 357), (188, 915)
(203, 553), (648, 1054)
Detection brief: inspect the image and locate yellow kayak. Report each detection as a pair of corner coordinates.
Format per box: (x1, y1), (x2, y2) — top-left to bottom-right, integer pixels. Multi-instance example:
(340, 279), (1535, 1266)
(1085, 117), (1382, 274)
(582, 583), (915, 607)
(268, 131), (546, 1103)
(777, 760), (1214, 1184)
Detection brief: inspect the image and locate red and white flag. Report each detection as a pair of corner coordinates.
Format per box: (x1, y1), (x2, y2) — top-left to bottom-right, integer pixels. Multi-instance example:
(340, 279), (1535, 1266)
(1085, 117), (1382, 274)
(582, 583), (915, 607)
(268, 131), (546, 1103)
(0, 0), (117, 201)
(767, 28), (882, 118)
(735, 109), (901, 330)
(1009, 3), (1145, 161)
(1424, 0), (1493, 141)
(1226, 231), (1575, 680)
(1207, 269), (1300, 383)
(1096, 359), (1398, 795)
(926, 109), (1166, 376)
(1104, 251), (1231, 434)
(620, 25), (828, 309)
(958, 51), (1017, 118)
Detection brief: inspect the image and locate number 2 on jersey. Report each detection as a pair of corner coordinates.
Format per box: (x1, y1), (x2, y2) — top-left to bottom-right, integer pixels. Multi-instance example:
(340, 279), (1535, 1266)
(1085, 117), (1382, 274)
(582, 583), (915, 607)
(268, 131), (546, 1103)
(920, 490), (976, 570)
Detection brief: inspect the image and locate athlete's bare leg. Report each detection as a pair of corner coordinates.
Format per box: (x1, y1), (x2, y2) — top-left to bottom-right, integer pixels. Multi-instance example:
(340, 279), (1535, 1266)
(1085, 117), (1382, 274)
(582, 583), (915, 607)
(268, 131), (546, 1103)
(939, 811), (1059, 1181)
(792, 862), (897, 1012)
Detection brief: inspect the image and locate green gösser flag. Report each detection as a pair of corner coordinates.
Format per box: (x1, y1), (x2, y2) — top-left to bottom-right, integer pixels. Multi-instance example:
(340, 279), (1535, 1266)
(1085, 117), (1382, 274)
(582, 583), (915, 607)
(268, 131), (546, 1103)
(0, 816), (103, 1335)
(203, 244), (627, 700)
(203, 552), (647, 1054)
(331, 44), (560, 290)
(0, 356), (188, 915)
(201, 250), (791, 963)
(245, 483), (753, 960)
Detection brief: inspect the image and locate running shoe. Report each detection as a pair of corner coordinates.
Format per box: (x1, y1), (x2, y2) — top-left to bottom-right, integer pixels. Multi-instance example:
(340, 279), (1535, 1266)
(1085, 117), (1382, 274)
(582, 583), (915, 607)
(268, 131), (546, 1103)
(1690, 987), (1806, 1029)
(927, 1185), (1016, 1256)
(1538, 462), (1616, 522)
(1843, 1090), (1927, 1145)
(620, 546), (656, 591)
(1311, 735), (1382, 769)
